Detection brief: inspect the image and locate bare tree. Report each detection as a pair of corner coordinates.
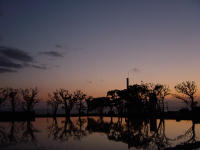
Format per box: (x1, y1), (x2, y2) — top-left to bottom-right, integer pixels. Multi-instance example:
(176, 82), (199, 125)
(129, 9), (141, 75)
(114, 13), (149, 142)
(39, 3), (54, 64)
(153, 84), (170, 112)
(21, 88), (39, 113)
(0, 88), (8, 110)
(8, 88), (18, 113)
(59, 89), (74, 117)
(174, 81), (197, 111)
(47, 90), (61, 117)
(73, 90), (86, 116)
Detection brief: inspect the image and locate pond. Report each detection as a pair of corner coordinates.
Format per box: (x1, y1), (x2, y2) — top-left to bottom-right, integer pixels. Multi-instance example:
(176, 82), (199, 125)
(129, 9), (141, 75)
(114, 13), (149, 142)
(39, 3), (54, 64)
(0, 117), (200, 150)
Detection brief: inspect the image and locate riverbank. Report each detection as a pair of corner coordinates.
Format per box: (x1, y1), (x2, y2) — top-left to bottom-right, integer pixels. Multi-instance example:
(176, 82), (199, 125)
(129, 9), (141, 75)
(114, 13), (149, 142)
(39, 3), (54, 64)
(1, 111), (200, 122)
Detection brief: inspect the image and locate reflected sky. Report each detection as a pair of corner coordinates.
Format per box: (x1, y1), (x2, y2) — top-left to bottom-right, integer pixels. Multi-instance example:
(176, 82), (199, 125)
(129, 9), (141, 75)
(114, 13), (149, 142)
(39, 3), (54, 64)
(0, 0), (200, 97)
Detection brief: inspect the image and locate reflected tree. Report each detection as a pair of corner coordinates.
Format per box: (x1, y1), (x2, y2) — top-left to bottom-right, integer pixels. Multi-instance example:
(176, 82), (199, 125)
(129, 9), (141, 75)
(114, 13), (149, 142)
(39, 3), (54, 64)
(47, 117), (88, 142)
(165, 121), (200, 150)
(75, 117), (87, 140)
(8, 121), (19, 144)
(47, 118), (62, 141)
(21, 121), (39, 144)
(46, 116), (200, 150)
(0, 124), (9, 146)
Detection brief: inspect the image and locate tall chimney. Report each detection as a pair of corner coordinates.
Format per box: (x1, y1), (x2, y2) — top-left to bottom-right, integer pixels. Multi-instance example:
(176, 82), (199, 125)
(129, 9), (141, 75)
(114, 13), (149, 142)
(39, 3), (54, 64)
(126, 78), (129, 89)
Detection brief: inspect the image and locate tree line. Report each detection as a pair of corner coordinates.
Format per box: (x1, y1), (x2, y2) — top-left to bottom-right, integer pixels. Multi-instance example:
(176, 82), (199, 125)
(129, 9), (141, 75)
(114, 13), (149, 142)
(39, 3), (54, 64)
(0, 88), (38, 113)
(47, 80), (199, 116)
(0, 81), (198, 116)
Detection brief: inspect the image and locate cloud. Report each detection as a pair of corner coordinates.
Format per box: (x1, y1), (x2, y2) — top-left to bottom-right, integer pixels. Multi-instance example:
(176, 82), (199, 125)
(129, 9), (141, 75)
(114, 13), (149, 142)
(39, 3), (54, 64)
(127, 67), (141, 77)
(55, 45), (62, 48)
(0, 46), (33, 73)
(72, 47), (84, 51)
(0, 46), (63, 74)
(0, 68), (17, 73)
(0, 46), (49, 74)
(129, 67), (140, 73)
(0, 56), (23, 68)
(55, 44), (84, 52)
(87, 81), (93, 84)
(31, 64), (47, 70)
(40, 51), (63, 57)
(0, 46), (34, 62)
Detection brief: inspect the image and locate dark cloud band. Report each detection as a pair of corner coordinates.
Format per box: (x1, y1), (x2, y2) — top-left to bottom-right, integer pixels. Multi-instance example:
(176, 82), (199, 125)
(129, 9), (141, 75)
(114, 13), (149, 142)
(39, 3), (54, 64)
(0, 46), (34, 62)
(0, 56), (23, 69)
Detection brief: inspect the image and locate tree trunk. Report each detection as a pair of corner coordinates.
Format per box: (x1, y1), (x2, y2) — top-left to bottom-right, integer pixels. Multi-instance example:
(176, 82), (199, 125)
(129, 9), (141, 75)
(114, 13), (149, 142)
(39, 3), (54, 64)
(79, 101), (82, 116)
(11, 98), (15, 113)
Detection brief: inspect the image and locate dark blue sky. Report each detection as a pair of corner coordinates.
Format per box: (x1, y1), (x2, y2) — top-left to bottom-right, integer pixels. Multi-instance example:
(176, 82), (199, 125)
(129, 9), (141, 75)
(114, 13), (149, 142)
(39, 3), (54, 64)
(1, 0), (200, 97)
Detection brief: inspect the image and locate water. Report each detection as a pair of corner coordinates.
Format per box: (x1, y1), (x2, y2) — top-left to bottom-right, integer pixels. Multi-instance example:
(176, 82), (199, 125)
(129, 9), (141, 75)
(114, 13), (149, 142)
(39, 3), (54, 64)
(0, 117), (200, 150)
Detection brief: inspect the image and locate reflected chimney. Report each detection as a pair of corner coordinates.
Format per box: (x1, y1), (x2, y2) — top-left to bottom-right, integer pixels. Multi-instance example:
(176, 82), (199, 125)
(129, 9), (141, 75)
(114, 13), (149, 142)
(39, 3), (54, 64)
(126, 78), (129, 89)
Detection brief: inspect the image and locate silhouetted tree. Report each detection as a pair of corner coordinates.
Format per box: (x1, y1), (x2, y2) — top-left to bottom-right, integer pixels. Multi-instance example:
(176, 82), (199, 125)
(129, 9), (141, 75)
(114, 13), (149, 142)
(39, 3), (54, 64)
(21, 88), (39, 113)
(174, 81), (197, 111)
(146, 83), (170, 112)
(153, 84), (170, 112)
(0, 88), (8, 110)
(59, 89), (74, 117)
(47, 90), (61, 117)
(8, 88), (18, 113)
(107, 90), (120, 114)
(85, 96), (93, 115)
(122, 84), (149, 115)
(74, 90), (86, 116)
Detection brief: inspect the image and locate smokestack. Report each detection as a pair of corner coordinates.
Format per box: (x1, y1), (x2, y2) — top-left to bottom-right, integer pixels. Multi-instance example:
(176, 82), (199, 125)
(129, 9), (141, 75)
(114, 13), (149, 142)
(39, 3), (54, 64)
(126, 78), (129, 89)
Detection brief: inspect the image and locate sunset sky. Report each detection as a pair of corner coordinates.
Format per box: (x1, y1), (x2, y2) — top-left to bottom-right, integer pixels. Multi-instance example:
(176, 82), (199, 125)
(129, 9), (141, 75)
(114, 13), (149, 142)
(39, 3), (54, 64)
(1, 0), (200, 99)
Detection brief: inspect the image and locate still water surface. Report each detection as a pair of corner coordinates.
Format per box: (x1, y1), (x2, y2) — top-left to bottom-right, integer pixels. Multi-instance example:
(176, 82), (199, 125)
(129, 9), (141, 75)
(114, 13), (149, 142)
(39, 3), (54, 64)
(0, 117), (200, 150)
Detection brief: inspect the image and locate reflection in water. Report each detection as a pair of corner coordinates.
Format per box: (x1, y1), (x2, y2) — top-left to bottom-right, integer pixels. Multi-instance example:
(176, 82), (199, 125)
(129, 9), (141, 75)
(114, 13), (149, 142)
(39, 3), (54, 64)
(0, 121), (38, 148)
(0, 117), (200, 150)
(48, 117), (88, 141)
(20, 121), (39, 144)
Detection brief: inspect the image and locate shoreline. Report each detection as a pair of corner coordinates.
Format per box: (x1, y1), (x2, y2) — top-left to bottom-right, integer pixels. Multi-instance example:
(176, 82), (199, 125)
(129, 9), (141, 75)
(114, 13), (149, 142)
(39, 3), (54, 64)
(1, 111), (200, 122)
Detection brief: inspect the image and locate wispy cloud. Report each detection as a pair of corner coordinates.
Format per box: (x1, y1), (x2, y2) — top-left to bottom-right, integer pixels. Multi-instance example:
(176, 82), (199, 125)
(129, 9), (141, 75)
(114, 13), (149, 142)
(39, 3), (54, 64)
(39, 51), (64, 57)
(87, 80), (93, 84)
(55, 44), (84, 52)
(129, 67), (140, 73)
(31, 65), (47, 70)
(128, 67), (141, 77)
(0, 67), (17, 73)
(55, 44), (62, 48)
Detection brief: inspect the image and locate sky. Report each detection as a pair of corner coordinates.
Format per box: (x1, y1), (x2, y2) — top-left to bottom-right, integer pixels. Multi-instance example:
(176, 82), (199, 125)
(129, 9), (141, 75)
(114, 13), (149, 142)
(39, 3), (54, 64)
(0, 0), (200, 99)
